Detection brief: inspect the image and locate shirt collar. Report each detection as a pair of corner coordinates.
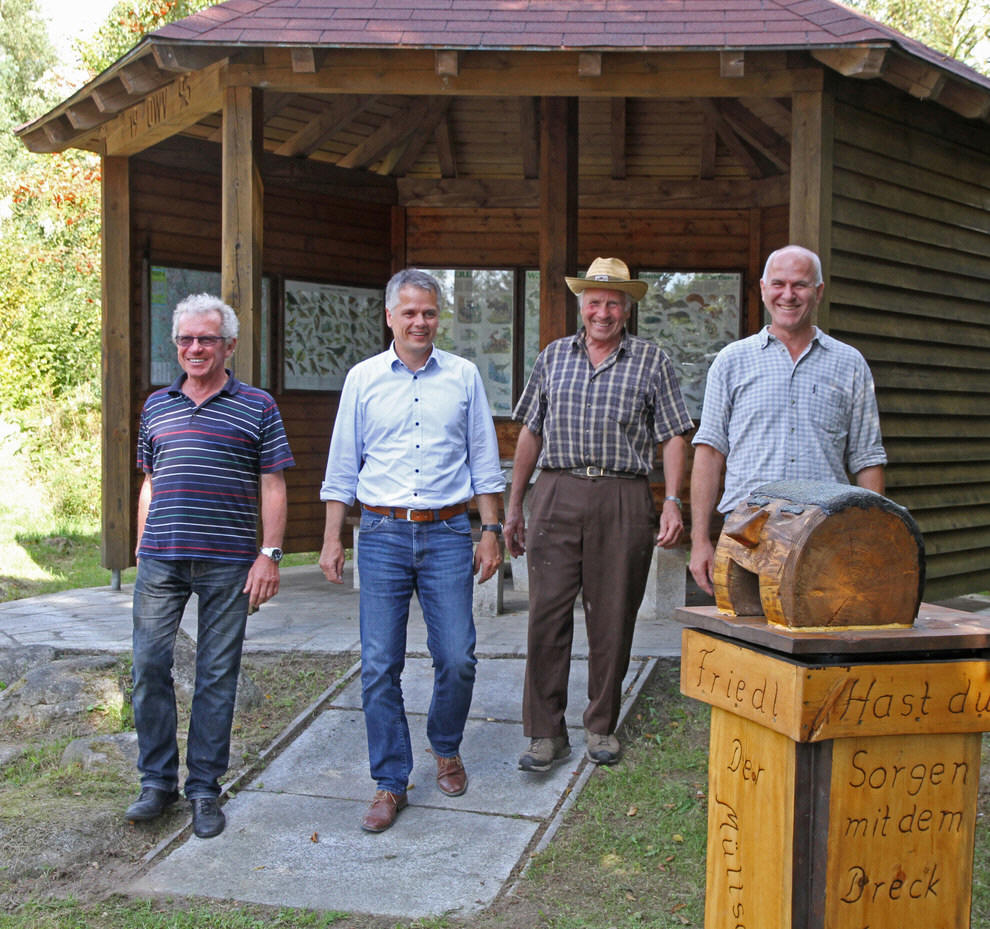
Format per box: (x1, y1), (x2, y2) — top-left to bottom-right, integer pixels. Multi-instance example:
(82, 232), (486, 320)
(167, 370), (239, 397)
(760, 325), (828, 349)
(572, 327), (631, 355)
(387, 341), (440, 373)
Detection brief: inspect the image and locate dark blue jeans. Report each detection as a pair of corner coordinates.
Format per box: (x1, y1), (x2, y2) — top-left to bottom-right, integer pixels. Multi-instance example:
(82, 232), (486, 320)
(357, 509), (477, 794)
(131, 557), (250, 799)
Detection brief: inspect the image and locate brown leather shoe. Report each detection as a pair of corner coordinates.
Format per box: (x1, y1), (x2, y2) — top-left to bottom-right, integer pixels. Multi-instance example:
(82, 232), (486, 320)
(436, 754), (468, 797)
(360, 790), (408, 833)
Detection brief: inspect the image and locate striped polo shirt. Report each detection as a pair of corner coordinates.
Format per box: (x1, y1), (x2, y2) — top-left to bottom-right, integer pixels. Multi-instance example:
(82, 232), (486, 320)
(136, 372), (295, 563)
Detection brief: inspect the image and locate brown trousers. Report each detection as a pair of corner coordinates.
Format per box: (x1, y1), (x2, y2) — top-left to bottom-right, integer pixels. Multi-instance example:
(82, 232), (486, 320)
(522, 470), (656, 738)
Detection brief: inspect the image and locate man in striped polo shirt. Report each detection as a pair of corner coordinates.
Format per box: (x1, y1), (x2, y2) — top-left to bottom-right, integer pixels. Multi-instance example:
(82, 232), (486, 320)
(126, 293), (294, 839)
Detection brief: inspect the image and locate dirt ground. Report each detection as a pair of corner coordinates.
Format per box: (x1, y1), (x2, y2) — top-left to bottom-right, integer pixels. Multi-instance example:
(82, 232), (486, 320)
(0, 652), (358, 912)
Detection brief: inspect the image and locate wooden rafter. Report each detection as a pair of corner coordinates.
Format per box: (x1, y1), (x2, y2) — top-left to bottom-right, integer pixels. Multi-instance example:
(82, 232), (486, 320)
(713, 98), (789, 171)
(337, 97), (444, 170)
(699, 99), (765, 180)
(273, 94), (371, 157)
(384, 98), (452, 176)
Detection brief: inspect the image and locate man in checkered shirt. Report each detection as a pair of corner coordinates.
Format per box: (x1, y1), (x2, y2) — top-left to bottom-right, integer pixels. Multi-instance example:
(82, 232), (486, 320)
(504, 257), (692, 772)
(689, 245), (887, 596)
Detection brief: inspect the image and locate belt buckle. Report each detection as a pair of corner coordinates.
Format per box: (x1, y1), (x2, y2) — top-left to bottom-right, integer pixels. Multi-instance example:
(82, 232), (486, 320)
(584, 465), (605, 478)
(409, 509), (432, 522)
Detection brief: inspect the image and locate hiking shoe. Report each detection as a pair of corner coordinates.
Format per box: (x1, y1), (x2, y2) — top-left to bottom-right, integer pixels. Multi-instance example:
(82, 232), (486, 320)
(518, 735), (571, 772)
(585, 729), (621, 765)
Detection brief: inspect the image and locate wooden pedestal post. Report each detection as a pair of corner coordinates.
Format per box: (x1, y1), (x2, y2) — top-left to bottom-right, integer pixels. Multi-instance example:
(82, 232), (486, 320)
(677, 605), (990, 929)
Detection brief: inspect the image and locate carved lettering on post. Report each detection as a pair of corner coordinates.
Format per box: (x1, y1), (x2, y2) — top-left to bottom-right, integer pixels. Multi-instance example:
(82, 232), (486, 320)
(825, 733), (979, 927)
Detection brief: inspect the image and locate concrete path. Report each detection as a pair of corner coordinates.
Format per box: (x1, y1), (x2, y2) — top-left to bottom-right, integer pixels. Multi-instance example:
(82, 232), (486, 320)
(0, 564), (686, 919)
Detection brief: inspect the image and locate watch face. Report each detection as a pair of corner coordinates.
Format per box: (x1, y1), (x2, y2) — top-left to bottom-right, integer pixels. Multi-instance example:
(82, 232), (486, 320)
(263, 547), (283, 562)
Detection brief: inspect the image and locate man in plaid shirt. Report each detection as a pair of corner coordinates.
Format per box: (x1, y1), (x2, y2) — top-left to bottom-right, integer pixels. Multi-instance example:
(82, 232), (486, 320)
(505, 258), (692, 771)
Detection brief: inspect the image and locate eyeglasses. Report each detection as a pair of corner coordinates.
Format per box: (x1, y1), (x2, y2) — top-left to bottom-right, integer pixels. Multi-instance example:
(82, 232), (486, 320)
(175, 335), (225, 347)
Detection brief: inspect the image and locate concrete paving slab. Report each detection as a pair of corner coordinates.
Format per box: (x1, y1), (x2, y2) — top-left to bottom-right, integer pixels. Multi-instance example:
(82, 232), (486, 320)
(256, 710), (583, 819)
(132, 790), (538, 919)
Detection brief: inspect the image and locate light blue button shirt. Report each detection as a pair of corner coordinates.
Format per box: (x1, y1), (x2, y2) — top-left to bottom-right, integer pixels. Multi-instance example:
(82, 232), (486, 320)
(320, 344), (506, 508)
(693, 326), (886, 514)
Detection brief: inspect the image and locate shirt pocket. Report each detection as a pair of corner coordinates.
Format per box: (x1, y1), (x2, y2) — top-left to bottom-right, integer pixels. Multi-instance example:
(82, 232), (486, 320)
(809, 382), (851, 437)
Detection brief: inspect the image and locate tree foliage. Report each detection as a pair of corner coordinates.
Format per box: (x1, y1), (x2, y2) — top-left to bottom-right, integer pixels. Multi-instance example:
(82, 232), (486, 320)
(845, 0), (990, 75)
(75, 0), (214, 76)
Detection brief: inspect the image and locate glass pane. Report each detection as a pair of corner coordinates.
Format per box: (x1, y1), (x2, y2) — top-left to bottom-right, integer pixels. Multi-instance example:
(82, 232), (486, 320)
(636, 271), (742, 419)
(149, 267), (270, 388)
(423, 269), (515, 416)
(523, 269), (541, 389)
(283, 281), (383, 391)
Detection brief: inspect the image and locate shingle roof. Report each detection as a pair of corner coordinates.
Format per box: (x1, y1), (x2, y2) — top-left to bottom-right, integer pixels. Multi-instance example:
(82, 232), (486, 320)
(152, 0), (986, 90)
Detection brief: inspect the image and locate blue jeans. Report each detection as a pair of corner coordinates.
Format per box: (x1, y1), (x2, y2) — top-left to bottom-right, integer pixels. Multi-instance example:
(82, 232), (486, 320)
(357, 509), (477, 794)
(131, 557), (250, 799)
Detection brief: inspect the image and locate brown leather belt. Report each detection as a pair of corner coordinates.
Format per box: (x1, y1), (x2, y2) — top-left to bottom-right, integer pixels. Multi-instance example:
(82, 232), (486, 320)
(361, 502), (468, 522)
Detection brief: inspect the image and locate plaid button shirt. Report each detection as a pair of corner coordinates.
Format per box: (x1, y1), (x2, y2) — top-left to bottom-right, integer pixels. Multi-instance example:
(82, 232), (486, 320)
(513, 329), (692, 475)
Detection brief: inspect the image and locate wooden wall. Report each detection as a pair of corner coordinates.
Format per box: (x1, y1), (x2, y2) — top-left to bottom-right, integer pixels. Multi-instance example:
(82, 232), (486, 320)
(129, 150), (392, 557)
(124, 149), (783, 559)
(826, 79), (990, 600)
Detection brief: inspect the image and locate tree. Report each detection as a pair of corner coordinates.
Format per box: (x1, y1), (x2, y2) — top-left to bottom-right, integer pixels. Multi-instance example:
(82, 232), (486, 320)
(844, 0), (990, 75)
(75, 0), (214, 76)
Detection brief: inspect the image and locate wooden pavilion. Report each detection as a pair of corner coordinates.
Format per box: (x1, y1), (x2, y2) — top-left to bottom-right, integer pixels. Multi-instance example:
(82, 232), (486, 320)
(16, 0), (990, 599)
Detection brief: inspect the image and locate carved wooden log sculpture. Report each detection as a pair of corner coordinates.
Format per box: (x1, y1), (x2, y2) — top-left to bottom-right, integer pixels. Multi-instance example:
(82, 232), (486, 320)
(713, 480), (925, 629)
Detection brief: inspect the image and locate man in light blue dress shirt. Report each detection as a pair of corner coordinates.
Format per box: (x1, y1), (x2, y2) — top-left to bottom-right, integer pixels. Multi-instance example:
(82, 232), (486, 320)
(689, 245), (887, 595)
(319, 269), (506, 833)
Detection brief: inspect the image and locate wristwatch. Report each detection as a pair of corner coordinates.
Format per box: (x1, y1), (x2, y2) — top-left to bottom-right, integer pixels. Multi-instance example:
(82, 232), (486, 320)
(480, 523), (504, 536)
(260, 546), (284, 562)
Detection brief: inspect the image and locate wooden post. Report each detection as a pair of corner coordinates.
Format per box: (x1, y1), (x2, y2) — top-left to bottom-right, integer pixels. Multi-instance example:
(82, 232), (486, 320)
(789, 88), (834, 331)
(221, 85), (264, 384)
(538, 96), (578, 348)
(100, 155), (132, 572)
(678, 609), (990, 929)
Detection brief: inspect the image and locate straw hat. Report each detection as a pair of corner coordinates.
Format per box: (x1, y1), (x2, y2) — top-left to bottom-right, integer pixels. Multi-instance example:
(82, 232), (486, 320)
(565, 257), (648, 302)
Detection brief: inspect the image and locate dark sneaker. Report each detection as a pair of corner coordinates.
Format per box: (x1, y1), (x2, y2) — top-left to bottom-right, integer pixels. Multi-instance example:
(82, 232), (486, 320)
(125, 786), (180, 822)
(585, 729), (621, 765)
(518, 735), (571, 772)
(190, 796), (226, 838)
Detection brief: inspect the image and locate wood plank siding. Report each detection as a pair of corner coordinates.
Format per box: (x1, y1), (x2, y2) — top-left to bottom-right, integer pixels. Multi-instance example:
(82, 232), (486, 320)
(826, 80), (990, 599)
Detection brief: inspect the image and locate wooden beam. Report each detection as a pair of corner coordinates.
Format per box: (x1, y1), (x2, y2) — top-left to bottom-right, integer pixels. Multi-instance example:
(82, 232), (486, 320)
(337, 96), (438, 170)
(519, 96), (540, 179)
(290, 48), (317, 74)
(273, 94), (369, 157)
(65, 98), (106, 130)
(102, 59), (225, 156)
(720, 50), (745, 78)
(119, 56), (174, 95)
(221, 85), (264, 387)
(881, 54), (948, 100)
(436, 50), (459, 77)
(434, 116), (457, 178)
(388, 98), (452, 176)
(811, 46), (888, 79)
(789, 89), (834, 328)
(578, 52), (602, 78)
(226, 50), (824, 98)
(935, 79), (990, 120)
(92, 77), (138, 114)
(714, 98), (789, 171)
(538, 96), (578, 347)
(700, 99), (765, 179)
(100, 155), (133, 572)
(610, 97), (627, 180)
(152, 43), (231, 73)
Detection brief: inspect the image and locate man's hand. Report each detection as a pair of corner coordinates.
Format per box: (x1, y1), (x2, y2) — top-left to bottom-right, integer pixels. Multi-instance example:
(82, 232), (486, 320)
(244, 552), (280, 610)
(656, 499), (683, 548)
(473, 532), (503, 583)
(504, 507), (526, 558)
(319, 537), (346, 585)
(689, 538), (716, 596)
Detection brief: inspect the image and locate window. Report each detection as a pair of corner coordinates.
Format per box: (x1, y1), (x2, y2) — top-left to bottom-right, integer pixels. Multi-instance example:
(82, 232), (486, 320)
(635, 271), (742, 419)
(423, 269), (527, 416)
(149, 266), (271, 388)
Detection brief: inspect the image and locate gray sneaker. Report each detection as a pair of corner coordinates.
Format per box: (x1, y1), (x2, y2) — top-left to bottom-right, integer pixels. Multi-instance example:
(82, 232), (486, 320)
(585, 729), (621, 765)
(518, 735), (571, 772)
